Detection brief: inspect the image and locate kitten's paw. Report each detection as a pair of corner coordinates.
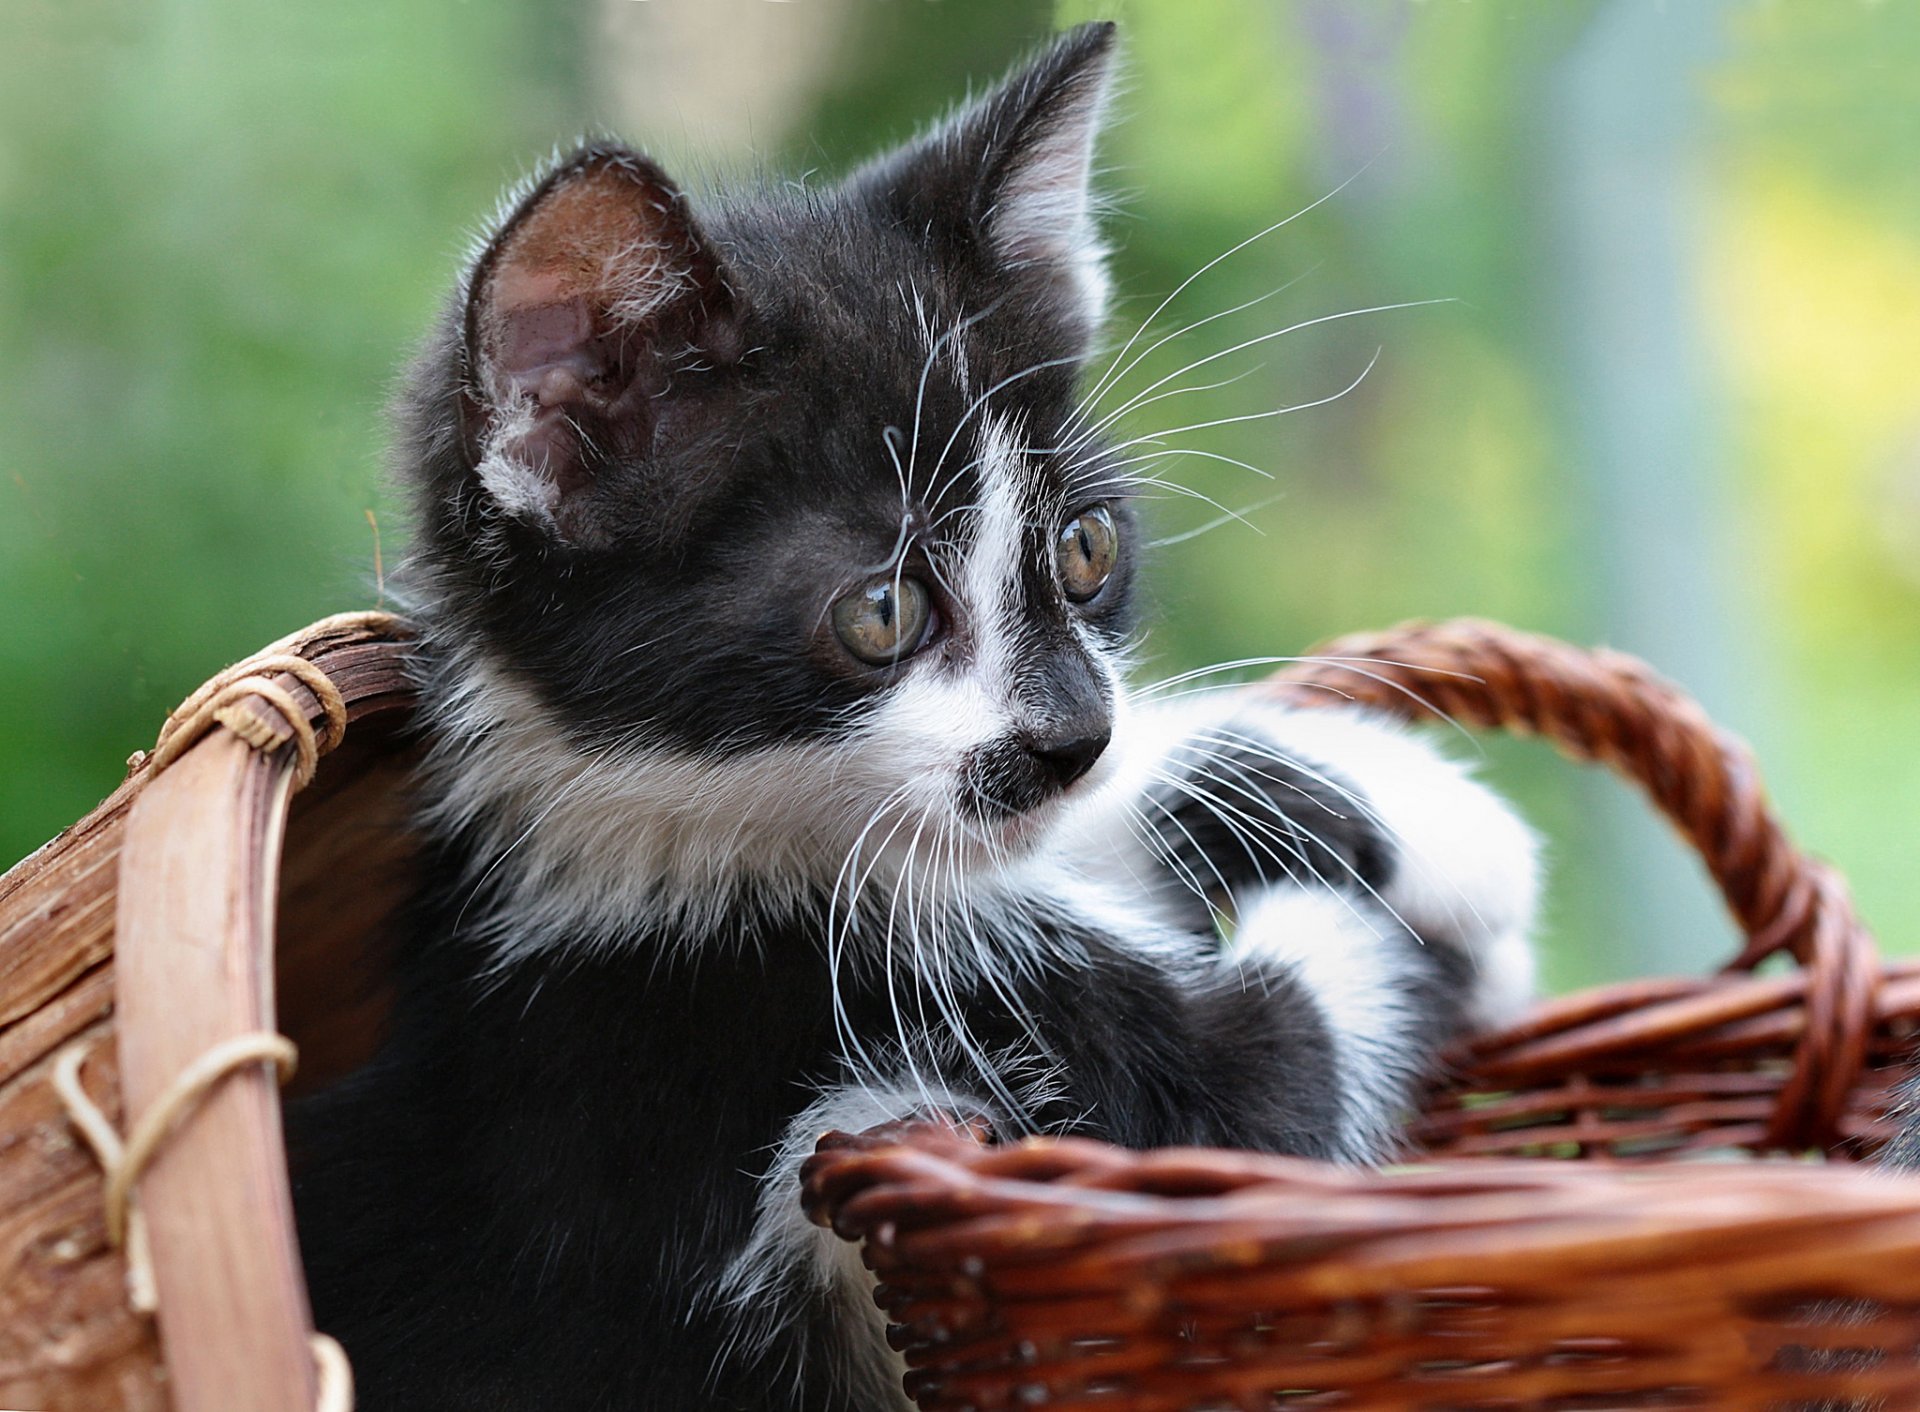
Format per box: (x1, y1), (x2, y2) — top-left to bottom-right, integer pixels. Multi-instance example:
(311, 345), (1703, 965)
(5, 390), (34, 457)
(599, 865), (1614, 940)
(1225, 703), (1540, 1032)
(1145, 736), (1394, 914)
(1052, 692), (1540, 1030)
(1228, 886), (1435, 1161)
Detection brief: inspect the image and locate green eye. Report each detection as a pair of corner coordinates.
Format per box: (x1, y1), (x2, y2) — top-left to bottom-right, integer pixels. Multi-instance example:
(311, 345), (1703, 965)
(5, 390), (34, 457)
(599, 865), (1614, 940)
(1057, 505), (1119, 603)
(832, 575), (932, 666)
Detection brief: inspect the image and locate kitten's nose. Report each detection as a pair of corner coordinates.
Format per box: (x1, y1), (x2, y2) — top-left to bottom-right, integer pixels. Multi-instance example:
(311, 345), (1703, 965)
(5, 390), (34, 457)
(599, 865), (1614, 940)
(1029, 729), (1110, 789)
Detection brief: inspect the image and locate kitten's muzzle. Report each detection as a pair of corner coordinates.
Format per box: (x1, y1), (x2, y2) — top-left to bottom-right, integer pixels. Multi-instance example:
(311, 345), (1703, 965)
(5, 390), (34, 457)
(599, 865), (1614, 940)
(962, 723), (1111, 823)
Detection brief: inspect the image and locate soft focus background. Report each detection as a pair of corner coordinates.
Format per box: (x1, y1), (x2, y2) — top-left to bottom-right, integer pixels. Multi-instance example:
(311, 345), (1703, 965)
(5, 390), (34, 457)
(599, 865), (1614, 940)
(4, 0), (1918, 991)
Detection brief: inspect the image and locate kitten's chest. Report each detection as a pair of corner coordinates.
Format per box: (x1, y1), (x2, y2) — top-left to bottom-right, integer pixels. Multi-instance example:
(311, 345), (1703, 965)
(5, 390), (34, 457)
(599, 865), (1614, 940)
(415, 890), (1069, 1218)
(478, 923), (844, 1122)
(411, 928), (839, 1294)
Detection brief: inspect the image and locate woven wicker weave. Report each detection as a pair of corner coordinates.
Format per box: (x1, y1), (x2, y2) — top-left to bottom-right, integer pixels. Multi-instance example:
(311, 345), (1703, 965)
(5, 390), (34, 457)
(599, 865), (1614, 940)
(801, 620), (1920, 1410)
(805, 1125), (1920, 1409)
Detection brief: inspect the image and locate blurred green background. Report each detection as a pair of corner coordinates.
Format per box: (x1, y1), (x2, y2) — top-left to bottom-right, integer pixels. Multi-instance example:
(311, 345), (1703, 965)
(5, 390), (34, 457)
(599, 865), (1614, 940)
(4, 0), (1918, 992)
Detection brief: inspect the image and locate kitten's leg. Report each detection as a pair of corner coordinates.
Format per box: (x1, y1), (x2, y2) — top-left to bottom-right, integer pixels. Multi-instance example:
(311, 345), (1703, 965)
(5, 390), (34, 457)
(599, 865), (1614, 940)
(1058, 692), (1539, 1035)
(712, 1078), (996, 1412)
(1216, 888), (1451, 1159)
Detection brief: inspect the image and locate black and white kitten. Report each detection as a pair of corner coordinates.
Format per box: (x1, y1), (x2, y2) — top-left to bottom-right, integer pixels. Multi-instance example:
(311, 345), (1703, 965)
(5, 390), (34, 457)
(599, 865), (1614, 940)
(289, 23), (1538, 1412)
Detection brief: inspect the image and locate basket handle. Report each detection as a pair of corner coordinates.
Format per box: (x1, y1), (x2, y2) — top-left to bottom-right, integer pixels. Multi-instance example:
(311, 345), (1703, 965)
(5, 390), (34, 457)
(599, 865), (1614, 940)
(1263, 619), (1879, 1148)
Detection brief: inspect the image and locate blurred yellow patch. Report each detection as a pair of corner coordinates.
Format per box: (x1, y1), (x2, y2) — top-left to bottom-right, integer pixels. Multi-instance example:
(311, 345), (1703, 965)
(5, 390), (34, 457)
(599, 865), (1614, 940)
(1707, 166), (1920, 627)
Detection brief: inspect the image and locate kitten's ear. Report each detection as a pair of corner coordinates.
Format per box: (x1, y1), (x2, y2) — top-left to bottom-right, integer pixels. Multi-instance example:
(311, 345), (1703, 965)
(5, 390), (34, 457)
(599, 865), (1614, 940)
(855, 22), (1118, 336)
(461, 144), (739, 542)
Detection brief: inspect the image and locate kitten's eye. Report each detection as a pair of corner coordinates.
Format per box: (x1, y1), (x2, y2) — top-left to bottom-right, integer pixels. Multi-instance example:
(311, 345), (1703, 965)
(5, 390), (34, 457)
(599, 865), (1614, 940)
(832, 576), (933, 666)
(1056, 505), (1119, 603)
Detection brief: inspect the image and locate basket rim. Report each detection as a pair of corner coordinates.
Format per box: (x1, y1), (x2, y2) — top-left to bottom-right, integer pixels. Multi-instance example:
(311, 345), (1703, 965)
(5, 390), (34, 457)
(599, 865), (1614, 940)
(103, 611), (415, 1412)
(799, 1120), (1920, 1407)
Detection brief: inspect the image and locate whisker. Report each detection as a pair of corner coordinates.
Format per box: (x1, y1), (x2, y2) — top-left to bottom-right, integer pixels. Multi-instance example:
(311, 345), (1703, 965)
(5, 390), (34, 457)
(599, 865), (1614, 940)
(1095, 347), (1386, 459)
(1150, 766), (1404, 942)
(1149, 492), (1288, 549)
(882, 422), (910, 518)
(1073, 444), (1279, 486)
(1119, 800), (1223, 922)
(904, 297), (1002, 497)
(1193, 724), (1498, 941)
(1065, 272), (1314, 439)
(925, 821), (1033, 1124)
(1195, 761), (1415, 941)
(1068, 160), (1377, 430)
(881, 810), (939, 1112)
(1112, 474), (1265, 528)
(924, 355), (1083, 510)
(1136, 785), (1241, 906)
(1140, 651), (1478, 703)
(1058, 363), (1269, 456)
(827, 784), (919, 1082)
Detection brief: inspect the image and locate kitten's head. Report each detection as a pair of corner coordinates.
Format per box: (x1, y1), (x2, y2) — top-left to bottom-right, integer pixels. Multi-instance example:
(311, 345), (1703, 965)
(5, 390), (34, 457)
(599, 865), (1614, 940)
(401, 24), (1135, 932)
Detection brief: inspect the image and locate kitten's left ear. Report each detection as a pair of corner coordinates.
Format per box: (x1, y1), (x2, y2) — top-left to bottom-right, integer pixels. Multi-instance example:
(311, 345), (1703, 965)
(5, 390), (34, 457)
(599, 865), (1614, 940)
(459, 143), (741, 544)
(854, 21), (1118, 337)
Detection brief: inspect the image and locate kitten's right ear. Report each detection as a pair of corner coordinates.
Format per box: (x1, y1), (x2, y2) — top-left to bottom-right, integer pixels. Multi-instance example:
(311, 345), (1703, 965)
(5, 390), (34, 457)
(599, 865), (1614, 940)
(852, 23), (1118, 341)
(461, 144), (739, 543)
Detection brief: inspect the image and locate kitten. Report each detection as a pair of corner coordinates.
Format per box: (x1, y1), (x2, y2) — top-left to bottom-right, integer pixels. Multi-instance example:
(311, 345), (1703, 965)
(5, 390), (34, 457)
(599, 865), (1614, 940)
(288, 23), (1538, 1412)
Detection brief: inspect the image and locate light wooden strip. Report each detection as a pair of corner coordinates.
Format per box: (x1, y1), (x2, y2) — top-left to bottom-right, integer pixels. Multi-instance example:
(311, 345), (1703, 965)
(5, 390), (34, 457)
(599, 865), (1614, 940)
(0, 1016), (165, 1411)
(0, 789), (130, 1030)
(0, 612), (413, 1408)
(115, 732), (314, 1412)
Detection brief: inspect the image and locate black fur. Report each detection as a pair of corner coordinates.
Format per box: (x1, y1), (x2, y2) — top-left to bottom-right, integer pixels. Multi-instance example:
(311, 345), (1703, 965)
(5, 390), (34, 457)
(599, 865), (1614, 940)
(1885, 1073), (1920, 1171)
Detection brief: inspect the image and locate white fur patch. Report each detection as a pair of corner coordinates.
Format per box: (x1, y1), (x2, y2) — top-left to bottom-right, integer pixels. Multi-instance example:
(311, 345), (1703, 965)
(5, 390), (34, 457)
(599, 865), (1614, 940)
(420, 649), (1014, 963)
(963, 414), (1029, 714)
(1229, 888), (1424, 1160)
(472, 391), (560, 527)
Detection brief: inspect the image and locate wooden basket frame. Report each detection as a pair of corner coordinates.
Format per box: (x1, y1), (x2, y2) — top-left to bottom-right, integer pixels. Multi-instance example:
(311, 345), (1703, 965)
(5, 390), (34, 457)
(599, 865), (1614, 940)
(1, 614), (412, 1412)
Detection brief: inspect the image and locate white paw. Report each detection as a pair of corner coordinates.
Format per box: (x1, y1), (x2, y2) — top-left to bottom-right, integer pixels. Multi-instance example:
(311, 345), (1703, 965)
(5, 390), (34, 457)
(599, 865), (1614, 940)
(1218, 702), (1541, 1033)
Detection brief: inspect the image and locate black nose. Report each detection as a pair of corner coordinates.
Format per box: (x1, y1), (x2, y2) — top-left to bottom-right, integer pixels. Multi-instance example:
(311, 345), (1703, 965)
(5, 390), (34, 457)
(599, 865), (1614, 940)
(1029, 729), (1110, 789)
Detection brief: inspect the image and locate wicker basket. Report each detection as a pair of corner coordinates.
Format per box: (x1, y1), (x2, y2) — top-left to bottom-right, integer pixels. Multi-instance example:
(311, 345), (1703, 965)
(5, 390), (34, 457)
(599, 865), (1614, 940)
(0, 613), (416, 1412)
(1, 613), (1916, 1410)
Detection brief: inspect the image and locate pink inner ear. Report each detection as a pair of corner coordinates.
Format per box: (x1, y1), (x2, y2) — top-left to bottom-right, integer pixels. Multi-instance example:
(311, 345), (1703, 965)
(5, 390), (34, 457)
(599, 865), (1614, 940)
(488, 289), (600, 400)
(465, 154), (735, 535)
(478, 165), (688, 396)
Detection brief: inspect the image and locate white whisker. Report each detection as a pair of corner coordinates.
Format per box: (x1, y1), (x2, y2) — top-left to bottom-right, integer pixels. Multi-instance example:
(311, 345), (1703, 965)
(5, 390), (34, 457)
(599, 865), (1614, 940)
(1068, 160), (1377, 430)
